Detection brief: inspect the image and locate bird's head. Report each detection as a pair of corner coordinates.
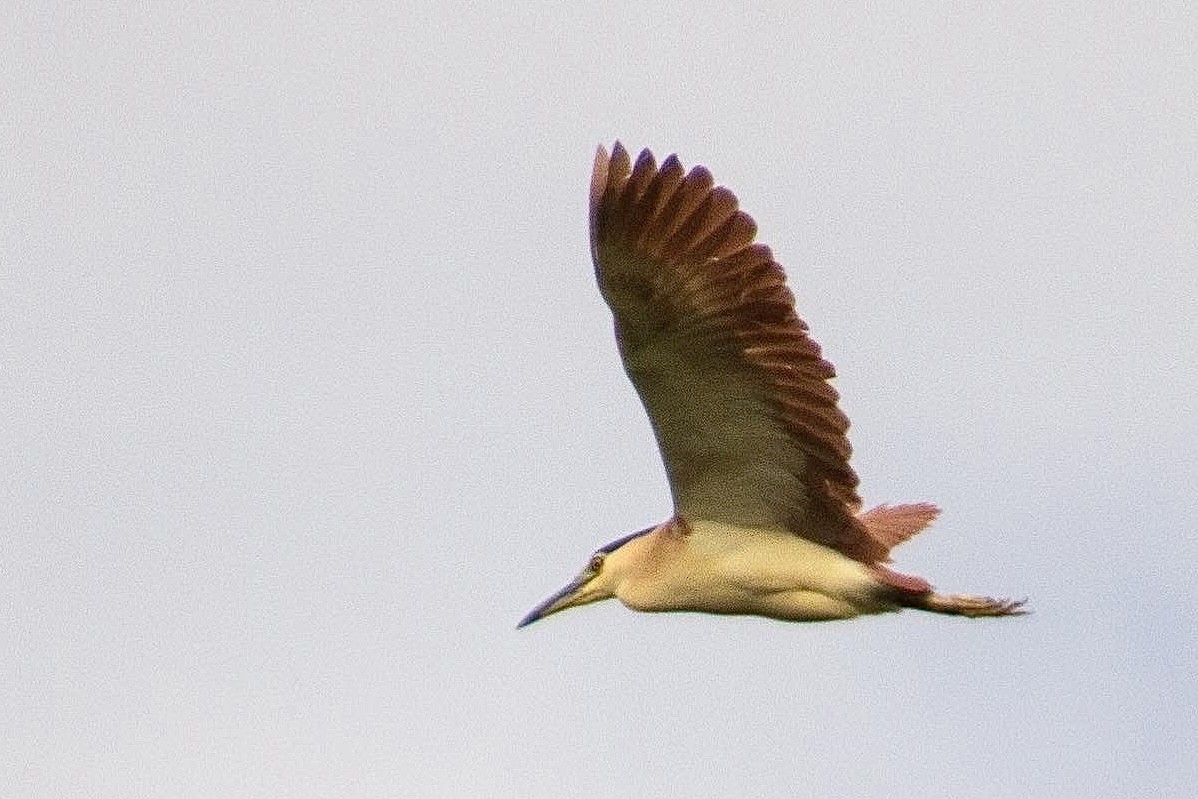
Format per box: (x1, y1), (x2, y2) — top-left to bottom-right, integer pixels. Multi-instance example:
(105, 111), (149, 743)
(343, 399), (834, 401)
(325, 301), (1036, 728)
(517, 527), (653, 628)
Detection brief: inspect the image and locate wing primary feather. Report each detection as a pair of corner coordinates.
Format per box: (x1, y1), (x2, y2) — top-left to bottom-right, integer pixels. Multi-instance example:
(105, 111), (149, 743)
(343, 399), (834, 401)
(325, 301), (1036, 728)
(644, 166), (714, 259)
(690, 210), (758, 261)
(601, 143), (632, 235)
(667, 186), (740, 259)
(589, 145), (611, 241)
(614, 149), (658, 239)
(632, 156), (686, 251)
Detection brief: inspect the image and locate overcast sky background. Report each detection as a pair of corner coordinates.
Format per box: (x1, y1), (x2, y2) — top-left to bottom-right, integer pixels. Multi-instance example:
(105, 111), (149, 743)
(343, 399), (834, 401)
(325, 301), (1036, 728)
(4, 3), (1196, 797)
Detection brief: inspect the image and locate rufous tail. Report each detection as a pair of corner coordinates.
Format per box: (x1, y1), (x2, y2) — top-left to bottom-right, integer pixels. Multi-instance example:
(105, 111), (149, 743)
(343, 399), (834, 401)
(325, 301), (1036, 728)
(858, 502), (940, 554)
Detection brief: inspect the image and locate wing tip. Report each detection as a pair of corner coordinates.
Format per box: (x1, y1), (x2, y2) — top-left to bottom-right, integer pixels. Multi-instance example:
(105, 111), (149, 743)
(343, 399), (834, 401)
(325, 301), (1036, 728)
(590, 144), (612, 216)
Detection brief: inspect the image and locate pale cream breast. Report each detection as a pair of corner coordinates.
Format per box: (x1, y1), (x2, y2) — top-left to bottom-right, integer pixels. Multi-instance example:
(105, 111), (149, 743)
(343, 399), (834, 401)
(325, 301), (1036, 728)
(615, 518), (892, 620)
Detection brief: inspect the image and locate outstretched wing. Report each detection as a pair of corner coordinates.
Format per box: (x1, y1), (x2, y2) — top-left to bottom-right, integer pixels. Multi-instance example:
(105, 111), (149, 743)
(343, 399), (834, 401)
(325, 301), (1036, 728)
(590, 142), (890, 563)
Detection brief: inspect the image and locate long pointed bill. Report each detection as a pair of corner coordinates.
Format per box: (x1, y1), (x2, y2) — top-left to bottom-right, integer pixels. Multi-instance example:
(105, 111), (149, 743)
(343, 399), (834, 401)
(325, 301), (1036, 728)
(517, 576), (589, 628)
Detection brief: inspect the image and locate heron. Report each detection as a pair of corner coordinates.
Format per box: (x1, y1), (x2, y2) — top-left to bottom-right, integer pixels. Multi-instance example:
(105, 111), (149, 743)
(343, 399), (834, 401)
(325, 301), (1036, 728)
(519, 143), (1025, 628)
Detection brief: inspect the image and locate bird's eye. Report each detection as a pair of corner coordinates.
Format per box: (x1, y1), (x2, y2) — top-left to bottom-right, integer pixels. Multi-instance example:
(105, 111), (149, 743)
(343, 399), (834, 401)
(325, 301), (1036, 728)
(587, 555), (604, 573)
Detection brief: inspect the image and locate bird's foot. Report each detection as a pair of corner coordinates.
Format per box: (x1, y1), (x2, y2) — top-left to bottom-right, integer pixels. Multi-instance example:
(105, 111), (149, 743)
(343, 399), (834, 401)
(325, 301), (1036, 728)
(920, 592), (1028, 617)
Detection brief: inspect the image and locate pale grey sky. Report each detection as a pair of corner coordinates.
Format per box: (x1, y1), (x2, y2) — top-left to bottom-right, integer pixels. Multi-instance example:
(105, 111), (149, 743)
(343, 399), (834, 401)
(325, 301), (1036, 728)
(3, 3), (1196, 797)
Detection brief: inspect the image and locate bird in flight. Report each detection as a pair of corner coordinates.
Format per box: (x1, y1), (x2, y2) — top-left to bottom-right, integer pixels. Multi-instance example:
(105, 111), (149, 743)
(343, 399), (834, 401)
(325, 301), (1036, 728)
(519, 143), (1024, 628)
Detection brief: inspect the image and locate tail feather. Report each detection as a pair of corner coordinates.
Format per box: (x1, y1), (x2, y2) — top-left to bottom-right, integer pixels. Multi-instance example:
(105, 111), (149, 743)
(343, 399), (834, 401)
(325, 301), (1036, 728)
(858, 502), (940, 552)
(861, 503), (1027, 617)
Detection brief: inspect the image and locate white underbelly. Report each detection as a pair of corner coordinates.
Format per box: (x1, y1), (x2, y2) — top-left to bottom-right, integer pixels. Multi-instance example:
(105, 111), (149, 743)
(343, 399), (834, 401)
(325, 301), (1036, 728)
(618, 519), (893, 621)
